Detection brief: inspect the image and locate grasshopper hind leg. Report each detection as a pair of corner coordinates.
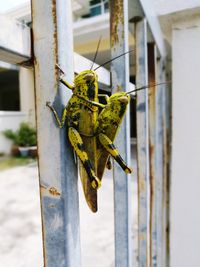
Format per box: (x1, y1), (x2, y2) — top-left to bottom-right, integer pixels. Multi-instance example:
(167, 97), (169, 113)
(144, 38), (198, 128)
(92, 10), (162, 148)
(98, 133), (132, 174)
(68, 127), (101, 189)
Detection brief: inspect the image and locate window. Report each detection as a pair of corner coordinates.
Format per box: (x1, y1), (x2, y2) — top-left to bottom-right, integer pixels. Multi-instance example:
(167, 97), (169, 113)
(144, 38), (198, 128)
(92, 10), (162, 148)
(0, 70), (20, 111)
(90, 0), (109, 16)
(82, 0), (109, 18)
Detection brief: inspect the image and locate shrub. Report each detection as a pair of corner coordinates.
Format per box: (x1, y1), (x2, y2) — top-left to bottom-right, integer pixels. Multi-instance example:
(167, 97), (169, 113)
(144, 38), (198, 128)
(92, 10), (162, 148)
(3, 122), (37, 147)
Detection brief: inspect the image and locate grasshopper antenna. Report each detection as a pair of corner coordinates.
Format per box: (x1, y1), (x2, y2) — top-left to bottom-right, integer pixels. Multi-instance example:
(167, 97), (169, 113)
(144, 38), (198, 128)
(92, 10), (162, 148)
(127, 81), (171, 94)
(90, 36), (102, 70)
(94, 49), (135, 71)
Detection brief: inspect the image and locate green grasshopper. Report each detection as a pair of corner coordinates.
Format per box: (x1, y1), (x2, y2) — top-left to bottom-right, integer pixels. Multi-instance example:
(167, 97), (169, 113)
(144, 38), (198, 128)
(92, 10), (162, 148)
(46, 68), (101, 192)
(76, 92), (132, 180)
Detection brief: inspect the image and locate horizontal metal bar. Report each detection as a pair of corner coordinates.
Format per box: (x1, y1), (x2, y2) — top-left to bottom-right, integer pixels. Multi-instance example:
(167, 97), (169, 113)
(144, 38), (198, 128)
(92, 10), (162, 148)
(0, 15), (31, 64)
(0, 60), (19, 70)
(74, 52), (110, 87)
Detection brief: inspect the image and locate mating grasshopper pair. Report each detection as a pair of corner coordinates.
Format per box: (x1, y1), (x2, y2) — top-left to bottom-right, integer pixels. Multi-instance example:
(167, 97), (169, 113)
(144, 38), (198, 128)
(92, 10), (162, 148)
(46, 64), (133, 212)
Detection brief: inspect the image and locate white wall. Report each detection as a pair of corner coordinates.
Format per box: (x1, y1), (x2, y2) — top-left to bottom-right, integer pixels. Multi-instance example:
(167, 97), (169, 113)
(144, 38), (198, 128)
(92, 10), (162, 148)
(19, 67), (35, 126)
(171, 16), (200, 267)
(154, 0), (200, 15)
(0, 111), (26, 154)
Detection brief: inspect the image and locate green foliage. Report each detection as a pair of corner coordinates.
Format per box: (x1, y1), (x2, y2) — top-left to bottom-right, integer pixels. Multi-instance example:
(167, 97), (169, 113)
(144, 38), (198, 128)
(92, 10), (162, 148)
(3, 129), (17, 143)
(3, 122), (37, 147)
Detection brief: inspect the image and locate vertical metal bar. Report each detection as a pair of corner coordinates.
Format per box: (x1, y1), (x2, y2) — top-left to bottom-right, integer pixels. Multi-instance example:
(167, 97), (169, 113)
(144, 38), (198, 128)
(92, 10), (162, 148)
(135, 18), (149, 267)
(162, 61), (171, 267)
(147, 43), (156, 267)
(32, 0), (81, 266)
(110, 1), (133, 267)
(154, 57), (165, 267)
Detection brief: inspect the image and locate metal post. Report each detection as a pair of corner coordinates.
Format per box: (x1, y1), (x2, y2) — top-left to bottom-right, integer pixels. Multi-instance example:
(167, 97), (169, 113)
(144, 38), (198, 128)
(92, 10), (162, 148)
(32, 0), (81, 266)
(110, 0), (133, 266)
(147, 43), (157, 267)
(154, 57), (165, 267)
(162, 61), (171, 267)
(135, 18), (149, 267)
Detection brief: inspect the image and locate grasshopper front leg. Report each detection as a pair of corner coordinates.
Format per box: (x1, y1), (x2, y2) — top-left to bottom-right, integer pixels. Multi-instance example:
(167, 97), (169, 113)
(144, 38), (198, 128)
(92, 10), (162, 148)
(98, 133), (132, 174)
(46, 102), (67, 128)
(56, 64), (74, 90)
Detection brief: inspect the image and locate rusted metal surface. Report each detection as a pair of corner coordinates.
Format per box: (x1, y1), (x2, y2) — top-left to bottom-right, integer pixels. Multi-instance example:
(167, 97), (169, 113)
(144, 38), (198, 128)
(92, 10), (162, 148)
(110, 0), (133, 266)
(147, 43), (156, 267)
(162, 61), (171, 267)
(32, 0), (81, 266)
(135, 18), (149, 267)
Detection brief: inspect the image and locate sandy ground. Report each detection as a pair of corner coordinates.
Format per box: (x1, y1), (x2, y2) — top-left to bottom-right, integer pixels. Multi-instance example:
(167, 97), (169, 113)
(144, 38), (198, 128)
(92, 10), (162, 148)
(0, 163), (43, 267)
(0, 153), (138, 267)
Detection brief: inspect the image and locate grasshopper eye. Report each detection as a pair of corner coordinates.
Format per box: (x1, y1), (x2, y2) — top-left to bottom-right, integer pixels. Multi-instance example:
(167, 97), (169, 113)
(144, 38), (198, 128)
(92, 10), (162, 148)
(84, 73), (94, 81)
(119, 96), (129, 104)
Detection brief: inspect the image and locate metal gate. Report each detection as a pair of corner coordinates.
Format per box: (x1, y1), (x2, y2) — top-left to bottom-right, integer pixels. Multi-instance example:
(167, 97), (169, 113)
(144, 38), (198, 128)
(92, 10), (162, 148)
(0, 0), (170, 266)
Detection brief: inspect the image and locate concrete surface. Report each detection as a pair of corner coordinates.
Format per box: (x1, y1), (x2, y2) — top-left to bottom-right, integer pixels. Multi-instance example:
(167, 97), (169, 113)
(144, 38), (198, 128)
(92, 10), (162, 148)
(0, 152), (138, 267)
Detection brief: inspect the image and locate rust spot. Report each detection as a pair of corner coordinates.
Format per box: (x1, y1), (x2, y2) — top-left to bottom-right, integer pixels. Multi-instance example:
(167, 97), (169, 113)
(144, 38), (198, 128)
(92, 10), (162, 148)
(149, 145), (154, 158)
(49, 187), (61, 196)
(52, 0), (58, 81)
(18, 58), (34, 68)
(110, 0), (124, 47)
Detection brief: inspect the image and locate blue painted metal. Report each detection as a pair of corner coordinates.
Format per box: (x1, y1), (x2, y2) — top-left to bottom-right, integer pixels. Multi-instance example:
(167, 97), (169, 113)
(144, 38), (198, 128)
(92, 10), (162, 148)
(110, 0), (133, 266)
(32, 0), (81, 266)
(135, 18), (149, 267)
(162, 60), (171, 267)
(154, 58), (165, 267)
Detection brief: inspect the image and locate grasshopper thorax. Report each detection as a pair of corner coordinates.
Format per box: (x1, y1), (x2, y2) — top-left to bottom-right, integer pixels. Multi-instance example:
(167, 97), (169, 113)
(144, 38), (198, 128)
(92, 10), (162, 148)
(105, 92), (130, 123)
(73, 70), (98, 100)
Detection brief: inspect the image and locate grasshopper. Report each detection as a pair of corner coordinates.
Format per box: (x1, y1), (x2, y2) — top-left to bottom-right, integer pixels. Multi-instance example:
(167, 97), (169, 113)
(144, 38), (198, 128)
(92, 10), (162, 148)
(76, 92), (132, 180)
(46, 49), (135, 212)
(46, 67), (102, 211)
(46, 71), (132, 212)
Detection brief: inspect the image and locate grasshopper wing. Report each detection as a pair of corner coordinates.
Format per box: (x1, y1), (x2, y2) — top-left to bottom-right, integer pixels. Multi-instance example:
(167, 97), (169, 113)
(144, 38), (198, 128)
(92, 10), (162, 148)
(79, 103), (98, 212)
(97, 93), (130, 179)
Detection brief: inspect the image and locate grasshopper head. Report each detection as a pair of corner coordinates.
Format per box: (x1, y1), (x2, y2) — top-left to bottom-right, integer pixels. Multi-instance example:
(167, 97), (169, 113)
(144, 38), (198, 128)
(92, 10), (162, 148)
(74, 70), (98, 99)
(109, 92), (130, 105)
(74, 70), (98, 85)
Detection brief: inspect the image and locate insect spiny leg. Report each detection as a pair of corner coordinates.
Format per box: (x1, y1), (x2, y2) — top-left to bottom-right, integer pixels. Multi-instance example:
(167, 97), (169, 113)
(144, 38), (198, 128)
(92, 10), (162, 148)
(98, 133), (132, 174)
(68, 127), (101, 189)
